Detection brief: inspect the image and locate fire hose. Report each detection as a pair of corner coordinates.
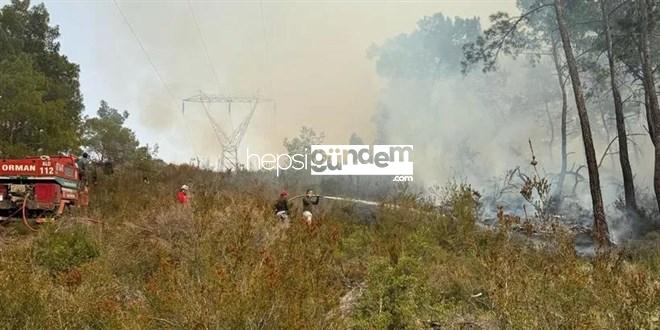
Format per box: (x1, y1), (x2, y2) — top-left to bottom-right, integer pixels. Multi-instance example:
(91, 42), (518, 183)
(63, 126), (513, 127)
(288, 194), (387, 207)
(0, 192), (37, 231)
(281, 194), (424, 221)
(280, 194), (390, 219)
(3, 192), (101, 231)
(21, 192), (38, 232)
(287, 194), (315, 201)
(3, 203), (24, 220)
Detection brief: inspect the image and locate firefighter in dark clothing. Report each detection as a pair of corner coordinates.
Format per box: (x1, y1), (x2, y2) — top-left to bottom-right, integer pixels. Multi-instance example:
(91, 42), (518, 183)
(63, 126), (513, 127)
(302, 189), (320, 224)
(76, 152), (91, 207)
(77, 152), (90, 187)
(274, 191), (290, 223)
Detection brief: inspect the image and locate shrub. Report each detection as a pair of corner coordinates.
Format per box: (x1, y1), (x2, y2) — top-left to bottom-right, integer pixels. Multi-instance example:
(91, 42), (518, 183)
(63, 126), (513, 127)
(0, 166), (657, 328)
(33, 225), (99, 273)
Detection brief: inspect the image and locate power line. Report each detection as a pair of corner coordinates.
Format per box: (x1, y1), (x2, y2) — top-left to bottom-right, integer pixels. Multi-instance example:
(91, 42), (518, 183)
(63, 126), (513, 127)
(112, 0), (201, 161)
(187, 0), (223, 92)
(259, 0), (273, 94)
(259, 0), (278, 138)
(112, 0), (176, 101)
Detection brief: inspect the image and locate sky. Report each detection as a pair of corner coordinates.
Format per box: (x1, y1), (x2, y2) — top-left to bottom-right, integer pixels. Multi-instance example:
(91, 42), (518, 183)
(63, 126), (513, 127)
(12, 0), (517, 165)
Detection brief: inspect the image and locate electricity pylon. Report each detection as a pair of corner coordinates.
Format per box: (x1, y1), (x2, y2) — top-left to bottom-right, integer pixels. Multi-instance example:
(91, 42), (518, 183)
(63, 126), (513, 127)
(182, 91), (273, 171)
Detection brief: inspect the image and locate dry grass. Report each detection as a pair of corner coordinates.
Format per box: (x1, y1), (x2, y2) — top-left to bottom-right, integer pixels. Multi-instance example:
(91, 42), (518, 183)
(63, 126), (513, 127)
(0, 165), (658, 329)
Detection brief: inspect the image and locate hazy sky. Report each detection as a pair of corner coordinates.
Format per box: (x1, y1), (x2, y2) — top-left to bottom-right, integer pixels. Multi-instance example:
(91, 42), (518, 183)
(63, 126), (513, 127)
(14, 0), (517, 164)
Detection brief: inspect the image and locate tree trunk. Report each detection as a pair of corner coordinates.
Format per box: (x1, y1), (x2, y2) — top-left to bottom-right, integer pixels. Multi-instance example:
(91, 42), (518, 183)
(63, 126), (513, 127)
(554, 0), (610, 246)
(544, 99), (555, 160)
(638, 0), (660, 212)
(599, 106), (612, 148)
(550, 35), (568, 205)
(599, 105), (617, 170)
(645, 89), (656, 146)
(601, 0), (638, 213)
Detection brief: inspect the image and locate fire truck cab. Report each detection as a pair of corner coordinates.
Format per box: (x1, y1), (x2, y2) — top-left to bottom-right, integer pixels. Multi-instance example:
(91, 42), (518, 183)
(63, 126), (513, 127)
(0, 155), (84, 217)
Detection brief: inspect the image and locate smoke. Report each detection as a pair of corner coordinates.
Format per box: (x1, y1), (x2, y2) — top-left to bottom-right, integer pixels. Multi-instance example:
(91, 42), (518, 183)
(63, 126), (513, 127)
(370, 17), (657, 236)
(377, 63), (560, 186)
(47, 1), (658, 236)
(47, 0), (518, 164)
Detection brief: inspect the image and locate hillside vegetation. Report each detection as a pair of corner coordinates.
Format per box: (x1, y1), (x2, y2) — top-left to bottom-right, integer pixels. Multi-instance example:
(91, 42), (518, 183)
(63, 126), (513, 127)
(0, 165), (658, 329)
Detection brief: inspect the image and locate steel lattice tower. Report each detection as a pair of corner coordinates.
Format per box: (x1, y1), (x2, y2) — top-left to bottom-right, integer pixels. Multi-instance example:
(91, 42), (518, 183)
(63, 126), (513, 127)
(182, 91), (273, 171)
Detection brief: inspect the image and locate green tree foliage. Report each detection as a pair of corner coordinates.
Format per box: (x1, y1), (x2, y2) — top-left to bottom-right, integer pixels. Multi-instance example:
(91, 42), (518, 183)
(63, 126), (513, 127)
(612, 0), (660, 82)
(83, 100), (149, 165)
(460, 0), (615, 245)
(283, 126), (325, 155)
(0, 0), (83, 157)
(369, 12), (521, 184)
(369, 13), (481, 78)
(462, 0), (595, 73)
(349, 132), (364, 145)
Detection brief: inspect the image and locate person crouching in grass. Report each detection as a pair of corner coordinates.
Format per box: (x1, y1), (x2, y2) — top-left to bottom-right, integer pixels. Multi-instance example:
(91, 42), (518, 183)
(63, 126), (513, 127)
(301, 189), (320, 225)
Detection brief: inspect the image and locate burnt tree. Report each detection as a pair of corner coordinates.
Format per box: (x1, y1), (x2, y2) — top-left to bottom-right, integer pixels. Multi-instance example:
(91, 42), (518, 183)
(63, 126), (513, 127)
(600, 0), (639, 213)
(637, 0), (660, 212)
(554, 0), (609, 246)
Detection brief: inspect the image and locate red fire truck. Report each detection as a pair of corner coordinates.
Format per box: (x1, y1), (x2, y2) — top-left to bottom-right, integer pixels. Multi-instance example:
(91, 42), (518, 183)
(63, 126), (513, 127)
(0, 155), (87, 219)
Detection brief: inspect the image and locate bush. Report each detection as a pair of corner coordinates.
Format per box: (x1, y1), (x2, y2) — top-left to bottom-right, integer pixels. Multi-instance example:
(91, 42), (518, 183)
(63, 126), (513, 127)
(0, 253), (49, 328)
(33, 225), (99, 273)
(0, 166), (657, 328)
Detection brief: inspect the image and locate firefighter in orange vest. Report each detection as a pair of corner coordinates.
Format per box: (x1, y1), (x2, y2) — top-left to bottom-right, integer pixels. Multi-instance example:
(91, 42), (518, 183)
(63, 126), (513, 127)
(177, 185), (189, 204)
